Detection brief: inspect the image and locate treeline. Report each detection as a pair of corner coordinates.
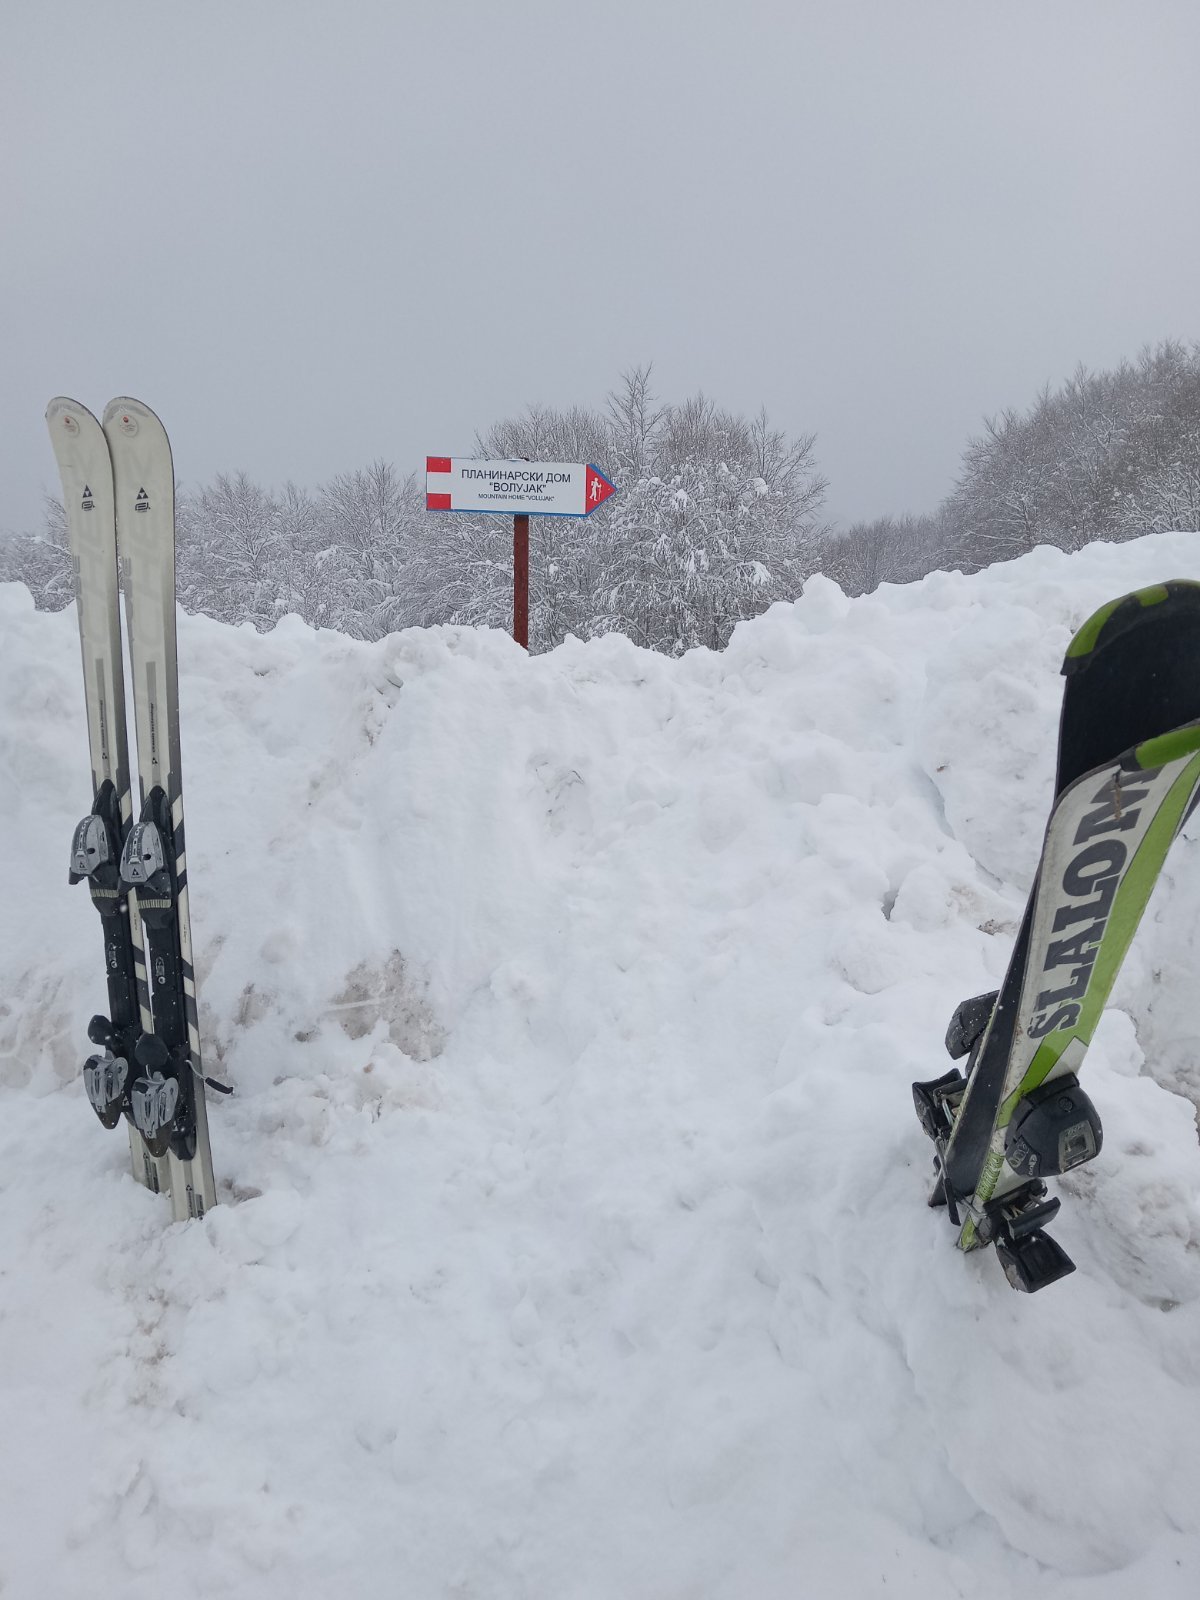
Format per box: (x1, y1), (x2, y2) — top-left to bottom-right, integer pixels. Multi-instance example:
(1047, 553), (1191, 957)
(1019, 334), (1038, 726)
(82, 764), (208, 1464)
(4, 344), (1199, 653)
(825, 340), (1200, 595)
(4, 369), (825, 654)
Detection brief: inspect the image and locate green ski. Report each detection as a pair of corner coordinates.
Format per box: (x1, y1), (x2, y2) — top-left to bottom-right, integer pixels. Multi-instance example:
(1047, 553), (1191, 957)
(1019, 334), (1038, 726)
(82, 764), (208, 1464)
(913, 581), (1200, 1291)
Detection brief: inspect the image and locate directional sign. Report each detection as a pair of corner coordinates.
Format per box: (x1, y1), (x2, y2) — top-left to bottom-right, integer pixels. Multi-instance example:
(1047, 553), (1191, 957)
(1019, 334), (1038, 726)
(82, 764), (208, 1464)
(426, 458), (617, 518)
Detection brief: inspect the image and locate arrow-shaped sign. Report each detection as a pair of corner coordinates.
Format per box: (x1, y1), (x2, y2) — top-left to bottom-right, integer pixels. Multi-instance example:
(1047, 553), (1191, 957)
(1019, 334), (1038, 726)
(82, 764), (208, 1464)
(426, 458), (617, 518)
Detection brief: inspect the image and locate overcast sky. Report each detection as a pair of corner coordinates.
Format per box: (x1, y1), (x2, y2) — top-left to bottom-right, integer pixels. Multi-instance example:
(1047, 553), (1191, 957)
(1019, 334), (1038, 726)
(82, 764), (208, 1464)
(4, 0), (1199, 535)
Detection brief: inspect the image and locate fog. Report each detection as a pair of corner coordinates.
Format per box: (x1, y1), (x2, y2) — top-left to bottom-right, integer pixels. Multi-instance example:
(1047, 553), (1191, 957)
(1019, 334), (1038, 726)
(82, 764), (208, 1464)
(4, 0), (1198, 533)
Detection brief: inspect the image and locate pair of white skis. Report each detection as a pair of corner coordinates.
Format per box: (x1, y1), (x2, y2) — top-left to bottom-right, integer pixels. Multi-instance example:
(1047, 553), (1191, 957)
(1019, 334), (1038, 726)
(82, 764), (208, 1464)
(47, 397), (217, 1220)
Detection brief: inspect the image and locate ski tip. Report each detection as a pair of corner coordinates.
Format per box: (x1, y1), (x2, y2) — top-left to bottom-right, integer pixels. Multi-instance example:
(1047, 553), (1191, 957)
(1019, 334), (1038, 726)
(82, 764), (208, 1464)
(45, 396), (100, 433)
(101, 399), (173, 468)
(102, 396), (166, 435)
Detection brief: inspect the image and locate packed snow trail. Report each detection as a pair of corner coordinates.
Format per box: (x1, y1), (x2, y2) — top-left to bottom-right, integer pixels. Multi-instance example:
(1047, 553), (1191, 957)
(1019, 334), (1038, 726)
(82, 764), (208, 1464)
(2, 532), (1200, 1599)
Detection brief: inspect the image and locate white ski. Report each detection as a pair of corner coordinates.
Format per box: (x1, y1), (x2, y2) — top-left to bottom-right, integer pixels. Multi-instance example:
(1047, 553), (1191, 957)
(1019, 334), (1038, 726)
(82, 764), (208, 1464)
(103, 397), (219, 1220)
(45, 396), (170, 1196)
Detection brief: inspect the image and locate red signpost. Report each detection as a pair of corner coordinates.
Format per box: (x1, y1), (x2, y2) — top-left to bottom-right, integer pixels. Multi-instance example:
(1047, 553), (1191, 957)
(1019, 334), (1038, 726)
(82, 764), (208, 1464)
(513, 514), (530, 649)
(425, 457), (616, 650)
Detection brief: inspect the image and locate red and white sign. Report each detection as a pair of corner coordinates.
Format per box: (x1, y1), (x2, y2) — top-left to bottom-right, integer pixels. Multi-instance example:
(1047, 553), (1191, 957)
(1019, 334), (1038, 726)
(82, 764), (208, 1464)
(426, 458), (616, 517)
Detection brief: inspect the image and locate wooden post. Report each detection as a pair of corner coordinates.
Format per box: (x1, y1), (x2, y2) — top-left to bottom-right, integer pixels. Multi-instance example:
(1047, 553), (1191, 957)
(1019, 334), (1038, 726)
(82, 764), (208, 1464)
(513, 513), (529, 649)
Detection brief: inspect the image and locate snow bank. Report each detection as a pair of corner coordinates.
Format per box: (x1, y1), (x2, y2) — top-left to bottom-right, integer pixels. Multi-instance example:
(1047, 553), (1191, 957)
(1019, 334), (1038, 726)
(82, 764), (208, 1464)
(2, 533), (1200, 1599)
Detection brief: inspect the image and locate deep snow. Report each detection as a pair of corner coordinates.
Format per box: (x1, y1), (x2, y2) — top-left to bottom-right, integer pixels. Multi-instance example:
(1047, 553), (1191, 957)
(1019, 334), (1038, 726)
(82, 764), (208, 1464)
(2, 533), (1200, 1599)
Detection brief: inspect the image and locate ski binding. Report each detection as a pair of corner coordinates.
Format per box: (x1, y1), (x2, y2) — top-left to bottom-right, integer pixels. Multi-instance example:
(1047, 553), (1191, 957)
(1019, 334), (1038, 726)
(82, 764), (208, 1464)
(82, 1049), (130, 1130)
(129, 1034), (182, 1156)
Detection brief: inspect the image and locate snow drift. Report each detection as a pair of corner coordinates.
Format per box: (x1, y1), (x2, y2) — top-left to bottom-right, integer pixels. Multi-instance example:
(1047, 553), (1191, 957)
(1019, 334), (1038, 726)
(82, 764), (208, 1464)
(2, 532), (1200, 1599)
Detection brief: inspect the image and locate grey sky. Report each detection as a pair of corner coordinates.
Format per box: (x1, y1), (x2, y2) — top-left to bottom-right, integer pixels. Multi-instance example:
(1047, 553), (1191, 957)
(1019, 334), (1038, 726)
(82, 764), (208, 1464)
(4, 0), (1199, 535)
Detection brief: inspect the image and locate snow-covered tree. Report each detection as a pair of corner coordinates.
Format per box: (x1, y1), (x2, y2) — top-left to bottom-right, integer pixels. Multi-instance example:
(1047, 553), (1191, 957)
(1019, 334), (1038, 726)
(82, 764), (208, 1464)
(0, 495), (72, 609)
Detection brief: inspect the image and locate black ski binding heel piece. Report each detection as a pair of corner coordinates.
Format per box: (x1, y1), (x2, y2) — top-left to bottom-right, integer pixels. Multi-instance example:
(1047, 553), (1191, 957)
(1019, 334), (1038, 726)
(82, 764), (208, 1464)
(129, 1034), (182, 1158)
(912, 1068), (966, 1143)
(82, 1015), (131, 1129)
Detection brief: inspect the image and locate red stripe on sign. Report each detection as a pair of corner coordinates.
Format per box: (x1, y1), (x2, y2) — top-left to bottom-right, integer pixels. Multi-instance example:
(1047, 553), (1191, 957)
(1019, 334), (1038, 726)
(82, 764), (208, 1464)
(426, 456), (452, 475)
(427, 492), (452, 510)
